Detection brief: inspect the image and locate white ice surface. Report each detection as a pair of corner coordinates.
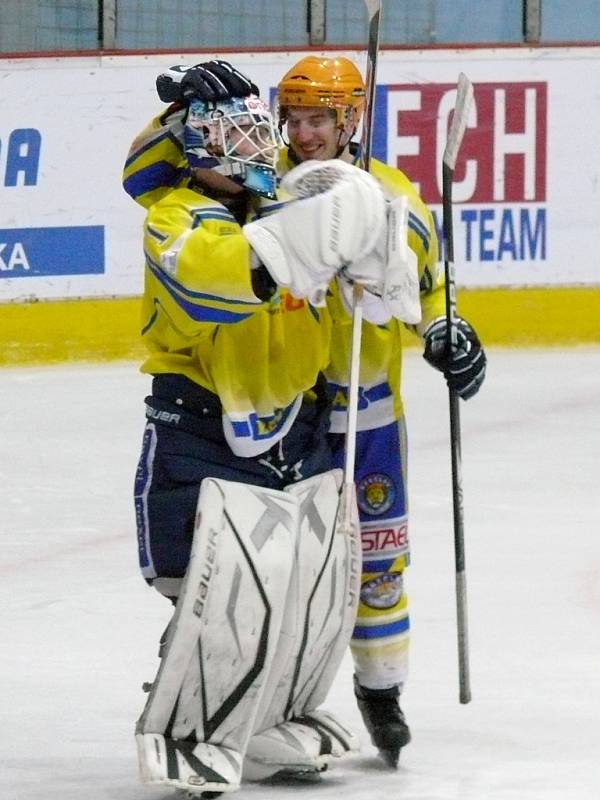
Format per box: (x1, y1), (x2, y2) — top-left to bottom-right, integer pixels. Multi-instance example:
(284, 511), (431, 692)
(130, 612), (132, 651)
(2, 349), (599, 800)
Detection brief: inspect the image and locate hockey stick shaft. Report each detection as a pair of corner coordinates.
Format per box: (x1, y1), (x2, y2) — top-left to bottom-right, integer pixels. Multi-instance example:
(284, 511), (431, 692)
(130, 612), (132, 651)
(343, 0), (382, 508)
(359, 0), (382, 173)
(442, 73), (474, 704)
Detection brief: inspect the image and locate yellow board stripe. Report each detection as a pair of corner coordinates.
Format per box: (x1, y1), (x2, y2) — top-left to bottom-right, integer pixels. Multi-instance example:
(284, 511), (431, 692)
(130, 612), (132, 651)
(0, 296), (145, 365)
(1, 286), (599, 366)
(455, 286), (600, 347)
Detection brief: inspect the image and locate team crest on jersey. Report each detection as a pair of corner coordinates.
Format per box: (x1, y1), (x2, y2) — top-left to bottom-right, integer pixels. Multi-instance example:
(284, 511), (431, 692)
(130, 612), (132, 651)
(360, 572), (404, 609)
(357, 473), (395, 516)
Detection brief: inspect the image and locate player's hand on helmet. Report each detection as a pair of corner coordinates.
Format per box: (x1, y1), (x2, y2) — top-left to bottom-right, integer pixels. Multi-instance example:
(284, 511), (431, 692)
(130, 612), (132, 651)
(243, 160), (387, 306)
(423, 316), (487, 400)
(156, 60), (259, 104)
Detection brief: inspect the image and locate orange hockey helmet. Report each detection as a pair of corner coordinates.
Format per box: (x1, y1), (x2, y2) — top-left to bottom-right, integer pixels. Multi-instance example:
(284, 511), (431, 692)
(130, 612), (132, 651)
(277, 56), (366, 134)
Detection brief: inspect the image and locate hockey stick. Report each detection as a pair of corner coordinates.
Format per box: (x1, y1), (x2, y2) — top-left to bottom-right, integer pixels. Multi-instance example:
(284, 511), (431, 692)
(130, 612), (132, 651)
(442, 73), (474, 704)
(341, 0), (382, 518)
(359, 0), (381, 173)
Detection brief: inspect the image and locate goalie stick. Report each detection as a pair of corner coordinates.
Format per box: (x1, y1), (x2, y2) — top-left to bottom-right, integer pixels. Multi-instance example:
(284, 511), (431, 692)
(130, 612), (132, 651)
(442, 73), (475, 705)
(340, 0), (383, 530)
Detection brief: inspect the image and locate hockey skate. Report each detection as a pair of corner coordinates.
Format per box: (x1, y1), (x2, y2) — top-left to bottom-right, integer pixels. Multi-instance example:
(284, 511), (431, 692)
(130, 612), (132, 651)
(354, 676), (411, 767)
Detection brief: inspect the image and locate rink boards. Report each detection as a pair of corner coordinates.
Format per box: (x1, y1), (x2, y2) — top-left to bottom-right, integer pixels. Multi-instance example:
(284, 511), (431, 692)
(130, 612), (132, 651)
(2, 286), (598, 365)
(1, 45), (600, 362)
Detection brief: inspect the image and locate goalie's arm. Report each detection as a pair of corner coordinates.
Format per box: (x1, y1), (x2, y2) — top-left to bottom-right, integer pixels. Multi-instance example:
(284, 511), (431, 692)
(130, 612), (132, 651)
(143, 193), (269, 339)
(122, 105), (189, 209)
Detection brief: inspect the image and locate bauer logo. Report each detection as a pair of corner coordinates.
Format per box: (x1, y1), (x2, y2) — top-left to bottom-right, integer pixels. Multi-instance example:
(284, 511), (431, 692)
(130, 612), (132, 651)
(0, 226), (105, 277)
(374, 81), (548, 264)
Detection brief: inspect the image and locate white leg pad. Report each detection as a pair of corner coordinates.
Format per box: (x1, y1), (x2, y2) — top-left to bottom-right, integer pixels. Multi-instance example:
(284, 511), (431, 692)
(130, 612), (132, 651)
(136, 477), (299, 793)
(244, 473), (362, 779)
(254, 475), (361, 727)
(243, 709), (360, 781)
(136, 733), (241, 793)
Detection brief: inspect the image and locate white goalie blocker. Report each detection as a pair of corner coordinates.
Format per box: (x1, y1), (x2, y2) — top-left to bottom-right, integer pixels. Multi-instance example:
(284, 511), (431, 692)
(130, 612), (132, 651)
(136, 468), (361, 795)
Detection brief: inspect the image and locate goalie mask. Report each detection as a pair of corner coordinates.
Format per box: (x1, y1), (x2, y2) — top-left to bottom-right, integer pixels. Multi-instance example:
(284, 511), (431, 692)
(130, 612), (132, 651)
(184, 95), (282, 199)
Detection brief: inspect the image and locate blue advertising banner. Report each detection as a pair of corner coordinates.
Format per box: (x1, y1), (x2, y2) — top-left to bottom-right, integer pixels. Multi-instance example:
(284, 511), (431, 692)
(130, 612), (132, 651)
(0, 226), (104, 278)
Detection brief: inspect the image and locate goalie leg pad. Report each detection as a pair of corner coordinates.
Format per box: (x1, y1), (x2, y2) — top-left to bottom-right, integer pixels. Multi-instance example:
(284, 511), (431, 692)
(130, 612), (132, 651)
(136, 734), (241, 794)
(252, 469), (360, 729)
(244, 470), (361, 779)
(136, 477), (299, 793)
(242, 709), (360, 782)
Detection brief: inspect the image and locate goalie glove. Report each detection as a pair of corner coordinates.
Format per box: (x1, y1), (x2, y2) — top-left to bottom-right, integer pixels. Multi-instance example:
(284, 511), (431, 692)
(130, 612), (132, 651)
(243, 160), (387, 306)
(423, 316), (487, 400)
(156, 59), (259, 104)
(338, 194), (422, 324)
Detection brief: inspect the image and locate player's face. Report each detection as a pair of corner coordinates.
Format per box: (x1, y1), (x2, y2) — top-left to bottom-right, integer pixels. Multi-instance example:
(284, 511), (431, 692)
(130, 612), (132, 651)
(285, 107), (340, 161)
(227, 124), (264, 159)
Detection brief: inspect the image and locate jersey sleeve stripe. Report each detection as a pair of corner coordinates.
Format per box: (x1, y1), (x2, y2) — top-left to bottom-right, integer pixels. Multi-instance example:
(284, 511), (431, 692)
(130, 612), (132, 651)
(148, 268), (254, 323)
(145, 254), (262, 308)
(141, 305), (159, 336)
(146, 225), (169, 243)
(190, 208), (237, 227)
(124, 129), (175, 168)
(408, 212), (431, 253)
(124, 161), (185, 200)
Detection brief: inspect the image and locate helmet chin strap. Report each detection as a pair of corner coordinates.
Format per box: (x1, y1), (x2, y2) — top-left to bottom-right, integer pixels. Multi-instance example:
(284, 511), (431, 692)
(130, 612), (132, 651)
(334, 127), (355, 159)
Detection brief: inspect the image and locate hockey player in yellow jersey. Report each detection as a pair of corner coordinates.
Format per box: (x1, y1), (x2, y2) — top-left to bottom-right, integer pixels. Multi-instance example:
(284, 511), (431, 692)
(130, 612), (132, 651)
(125, 57), (486, 777)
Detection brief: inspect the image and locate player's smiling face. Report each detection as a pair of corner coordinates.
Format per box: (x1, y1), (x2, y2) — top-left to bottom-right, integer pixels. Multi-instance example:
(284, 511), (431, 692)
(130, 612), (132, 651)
(285, 107), (340, 161)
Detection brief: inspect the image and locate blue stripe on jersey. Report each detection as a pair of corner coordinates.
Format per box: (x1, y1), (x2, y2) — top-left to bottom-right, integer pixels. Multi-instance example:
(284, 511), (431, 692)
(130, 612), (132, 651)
(145, 253), (262, 307)
(124, 129), (173, 168)
(353, 616), (410, 640)
(408, 212), (430, 252)
(329, 381), (391, 411)
(146, 225), (168, 243)
(308, 303), (320, 322)
(365, 382), (392, 402)
(231, 420), (250, 437)
(146, 261), (254, 323)
(231, 402), (298, 441)
(362, 558), (397, 573)
(166, 130), (185, 153)
(141, 306), (159, 336)
(123, 161), (184, 199)
(409, 210), (428, 236)
(124, 128), (185, 170)
(191, 208), (237, 228)
(160, 289), (252, 324)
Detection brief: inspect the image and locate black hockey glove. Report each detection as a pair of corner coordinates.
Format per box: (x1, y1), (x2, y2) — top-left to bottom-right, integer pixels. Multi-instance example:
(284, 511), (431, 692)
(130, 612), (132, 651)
(156, 60), (259, 104)
(423, 316), (487, 400)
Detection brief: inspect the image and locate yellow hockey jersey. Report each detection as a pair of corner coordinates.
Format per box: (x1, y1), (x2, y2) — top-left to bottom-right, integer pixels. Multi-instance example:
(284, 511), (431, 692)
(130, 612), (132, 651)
(123, 111), (445, 456)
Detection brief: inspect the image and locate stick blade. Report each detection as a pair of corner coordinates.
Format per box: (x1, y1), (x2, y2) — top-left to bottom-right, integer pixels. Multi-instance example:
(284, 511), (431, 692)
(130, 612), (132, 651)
(443, 73), (474, 170)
